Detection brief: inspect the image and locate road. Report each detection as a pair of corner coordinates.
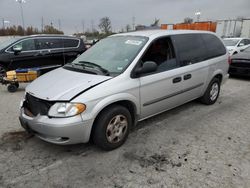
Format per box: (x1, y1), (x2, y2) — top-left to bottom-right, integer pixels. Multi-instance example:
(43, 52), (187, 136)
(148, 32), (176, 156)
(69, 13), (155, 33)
(0, 77), (250, 188)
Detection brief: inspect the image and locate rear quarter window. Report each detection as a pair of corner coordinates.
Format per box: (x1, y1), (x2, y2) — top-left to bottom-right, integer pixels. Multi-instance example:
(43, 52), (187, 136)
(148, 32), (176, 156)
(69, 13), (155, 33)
(36, 38), (63, 49)
(201, 34), (226, 58)
(63, 39), (79, 48)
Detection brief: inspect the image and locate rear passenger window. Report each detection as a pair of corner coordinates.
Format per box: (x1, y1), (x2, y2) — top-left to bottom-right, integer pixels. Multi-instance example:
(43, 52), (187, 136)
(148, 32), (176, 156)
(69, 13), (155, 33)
(36, 38), (63, 50)
(201, 34), (226, 58)
(172, 34), (207, 66)
(63, 39), (79, 48)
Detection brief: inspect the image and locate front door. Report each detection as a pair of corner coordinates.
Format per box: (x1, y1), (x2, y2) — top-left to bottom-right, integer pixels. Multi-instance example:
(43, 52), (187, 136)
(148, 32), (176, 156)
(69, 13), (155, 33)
(9, 38), (38, 69)
(138, 37), (186, 119)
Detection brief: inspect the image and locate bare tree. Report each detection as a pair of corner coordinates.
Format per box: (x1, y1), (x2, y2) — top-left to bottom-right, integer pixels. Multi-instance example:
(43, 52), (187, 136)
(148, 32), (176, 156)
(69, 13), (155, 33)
(151, 18), (160, 27)
(99, 17), (112, 34)
(184, 17), (193, 24)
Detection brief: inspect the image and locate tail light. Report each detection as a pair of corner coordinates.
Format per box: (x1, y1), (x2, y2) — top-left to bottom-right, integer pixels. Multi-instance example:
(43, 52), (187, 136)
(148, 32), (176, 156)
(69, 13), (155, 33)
(228, 56), (231, 65)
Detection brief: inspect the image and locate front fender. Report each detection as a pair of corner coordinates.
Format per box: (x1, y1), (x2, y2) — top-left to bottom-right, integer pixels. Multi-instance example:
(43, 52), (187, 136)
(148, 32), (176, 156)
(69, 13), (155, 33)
(90, 93), (140, 120)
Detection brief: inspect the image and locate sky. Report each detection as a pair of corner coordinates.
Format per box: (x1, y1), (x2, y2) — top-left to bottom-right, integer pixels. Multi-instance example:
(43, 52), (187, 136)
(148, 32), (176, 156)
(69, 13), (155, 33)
(0, 0), (250, 34)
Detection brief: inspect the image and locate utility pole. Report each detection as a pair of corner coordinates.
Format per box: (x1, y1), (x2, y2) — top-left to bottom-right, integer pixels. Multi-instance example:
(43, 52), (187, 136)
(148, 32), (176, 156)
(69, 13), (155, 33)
(91, 20), (94, 33)
(2, 18), (4, 29)
(132, 16), (135, 31)
(195, 11), (201, 22)
(82, 20), (85, 33)
(16, 0), (26, 35)
(41, 16), (44, 32)
(58, 19), (61, 31)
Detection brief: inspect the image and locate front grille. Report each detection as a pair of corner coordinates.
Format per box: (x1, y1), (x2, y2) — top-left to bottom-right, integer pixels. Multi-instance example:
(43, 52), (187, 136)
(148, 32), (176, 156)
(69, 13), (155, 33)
(24, 93), (54, 116)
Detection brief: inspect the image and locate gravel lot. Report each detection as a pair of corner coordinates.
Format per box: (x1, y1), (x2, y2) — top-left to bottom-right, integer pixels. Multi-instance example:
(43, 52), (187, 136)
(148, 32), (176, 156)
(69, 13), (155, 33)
(0, 77), (250, 188)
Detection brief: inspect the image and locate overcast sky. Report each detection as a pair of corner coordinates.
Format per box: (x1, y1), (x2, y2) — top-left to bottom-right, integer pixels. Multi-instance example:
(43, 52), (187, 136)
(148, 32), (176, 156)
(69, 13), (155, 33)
(0, 0), (250, 34)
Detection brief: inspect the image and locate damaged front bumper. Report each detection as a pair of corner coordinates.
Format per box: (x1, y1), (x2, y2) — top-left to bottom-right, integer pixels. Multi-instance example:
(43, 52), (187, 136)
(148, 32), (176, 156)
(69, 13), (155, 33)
(19, 108), (94, 145)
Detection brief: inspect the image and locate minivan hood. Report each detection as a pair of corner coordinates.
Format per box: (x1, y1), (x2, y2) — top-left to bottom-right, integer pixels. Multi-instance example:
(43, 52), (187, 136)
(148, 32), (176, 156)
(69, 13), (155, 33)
(26, 68), (111, 101)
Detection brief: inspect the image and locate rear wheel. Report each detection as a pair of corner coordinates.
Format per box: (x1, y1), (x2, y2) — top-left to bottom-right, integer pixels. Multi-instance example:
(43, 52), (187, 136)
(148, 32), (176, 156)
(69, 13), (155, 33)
(93, 105), (132, 150)
(200, 78), (220, 105)
(7, 84), (18, 93)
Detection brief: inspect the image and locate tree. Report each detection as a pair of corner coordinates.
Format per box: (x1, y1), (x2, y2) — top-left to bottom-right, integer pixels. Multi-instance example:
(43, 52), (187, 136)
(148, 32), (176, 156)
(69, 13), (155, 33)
(151, 18), (160, 27)
(184, 17), (193, 24)
(43, 25), (64, 34)
(98, 17), (112, 34)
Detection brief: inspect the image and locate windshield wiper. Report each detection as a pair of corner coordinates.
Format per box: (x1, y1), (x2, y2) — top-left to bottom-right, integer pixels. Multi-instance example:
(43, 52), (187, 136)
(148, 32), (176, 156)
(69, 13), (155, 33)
(74, 61), (110, 76)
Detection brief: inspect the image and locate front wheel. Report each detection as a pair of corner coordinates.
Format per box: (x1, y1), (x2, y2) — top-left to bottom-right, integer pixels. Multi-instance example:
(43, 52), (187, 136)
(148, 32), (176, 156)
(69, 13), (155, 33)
(93, 105), (132, 151)
(200, 78), (220, 105)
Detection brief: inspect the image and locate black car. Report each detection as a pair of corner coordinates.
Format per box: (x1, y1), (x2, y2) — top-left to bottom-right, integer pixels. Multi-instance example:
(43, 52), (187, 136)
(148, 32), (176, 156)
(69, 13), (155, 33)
(0, 35), (85, 76)
(229, 46), (250, 77)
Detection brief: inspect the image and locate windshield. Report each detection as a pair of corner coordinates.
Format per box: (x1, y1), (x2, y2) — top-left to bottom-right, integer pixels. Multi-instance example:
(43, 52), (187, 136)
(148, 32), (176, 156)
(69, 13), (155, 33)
(0, 37), (20, 50)
(223, 39), (240, 47)
(70, 36), (148, 75)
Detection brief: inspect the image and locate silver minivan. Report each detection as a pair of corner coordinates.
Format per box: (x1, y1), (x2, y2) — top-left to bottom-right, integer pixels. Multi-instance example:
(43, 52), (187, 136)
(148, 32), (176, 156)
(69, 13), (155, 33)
(19, 30), (229, 150)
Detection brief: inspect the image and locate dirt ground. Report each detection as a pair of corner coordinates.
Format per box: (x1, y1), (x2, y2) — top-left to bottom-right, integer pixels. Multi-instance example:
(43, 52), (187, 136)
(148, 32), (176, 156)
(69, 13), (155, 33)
(0, 77), (250, 188)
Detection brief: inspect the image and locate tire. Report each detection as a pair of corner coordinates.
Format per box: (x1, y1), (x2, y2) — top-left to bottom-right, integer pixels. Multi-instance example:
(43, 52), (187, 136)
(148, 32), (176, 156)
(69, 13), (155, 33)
(7, 84), (18, 93)
(200, 78), (220, 105)
(93, 105), (132, 151)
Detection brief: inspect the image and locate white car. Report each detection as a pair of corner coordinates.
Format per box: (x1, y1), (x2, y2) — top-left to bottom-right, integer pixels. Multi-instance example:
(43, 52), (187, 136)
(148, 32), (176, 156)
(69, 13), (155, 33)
(223, 38), (250, 56)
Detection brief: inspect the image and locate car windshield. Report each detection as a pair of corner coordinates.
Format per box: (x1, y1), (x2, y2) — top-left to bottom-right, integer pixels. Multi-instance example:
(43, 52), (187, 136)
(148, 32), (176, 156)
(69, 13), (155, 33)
(0, 37), (20, 50)
(223, 39), (240, 47)
(70, 36), (148, 75)
(243, 46), (250, 52)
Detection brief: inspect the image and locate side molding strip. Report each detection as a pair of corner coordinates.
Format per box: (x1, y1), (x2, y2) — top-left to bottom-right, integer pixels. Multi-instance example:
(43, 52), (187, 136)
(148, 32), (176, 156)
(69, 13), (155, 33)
(143, 83), (204, 106)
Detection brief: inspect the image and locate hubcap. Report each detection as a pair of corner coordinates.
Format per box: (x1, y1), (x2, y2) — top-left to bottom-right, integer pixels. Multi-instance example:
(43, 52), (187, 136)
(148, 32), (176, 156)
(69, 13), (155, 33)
(210, 83), (219, 101)
(106, 115), (128, 144)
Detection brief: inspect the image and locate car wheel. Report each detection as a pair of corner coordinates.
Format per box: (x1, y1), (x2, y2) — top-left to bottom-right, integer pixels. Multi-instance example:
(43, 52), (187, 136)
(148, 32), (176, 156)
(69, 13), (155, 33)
(200, 78), (220, 105)
(93, 105), (132, 151)
(7, 84), (18, 93)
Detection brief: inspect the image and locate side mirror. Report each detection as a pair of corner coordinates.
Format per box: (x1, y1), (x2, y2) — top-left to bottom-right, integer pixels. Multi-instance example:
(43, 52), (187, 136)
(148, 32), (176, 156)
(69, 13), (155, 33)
(135, 61), (157, 76)
(13, 45), (22, 54)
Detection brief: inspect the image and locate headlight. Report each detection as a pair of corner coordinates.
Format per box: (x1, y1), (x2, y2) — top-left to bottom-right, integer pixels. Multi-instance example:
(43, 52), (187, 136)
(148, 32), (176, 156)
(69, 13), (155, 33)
(48, 102), (86, 117)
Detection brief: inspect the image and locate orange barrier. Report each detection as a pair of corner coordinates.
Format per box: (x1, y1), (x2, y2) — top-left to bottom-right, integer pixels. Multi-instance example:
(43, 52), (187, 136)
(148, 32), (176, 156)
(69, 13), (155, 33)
(162, 22), (217, 32)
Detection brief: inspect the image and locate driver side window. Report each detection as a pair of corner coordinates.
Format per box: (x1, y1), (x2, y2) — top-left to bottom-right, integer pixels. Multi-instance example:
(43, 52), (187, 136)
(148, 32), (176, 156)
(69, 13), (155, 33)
(140, 37), (178, 74)
(12, 39), (36, 51)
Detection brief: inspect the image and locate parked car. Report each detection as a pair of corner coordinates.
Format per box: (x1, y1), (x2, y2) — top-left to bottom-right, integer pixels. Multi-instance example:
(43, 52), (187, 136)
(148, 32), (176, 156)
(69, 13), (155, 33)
(223, 37), (250, 56)
(0, 35), (85, 77)
(229, 46), (250, 76)
(19, 30), (229, 150)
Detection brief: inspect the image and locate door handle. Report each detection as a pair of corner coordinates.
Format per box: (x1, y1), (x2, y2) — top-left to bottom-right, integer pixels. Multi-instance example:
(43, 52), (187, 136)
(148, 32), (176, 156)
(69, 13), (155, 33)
(184, 74), (192, 80)
(173, 77), (182, 83)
